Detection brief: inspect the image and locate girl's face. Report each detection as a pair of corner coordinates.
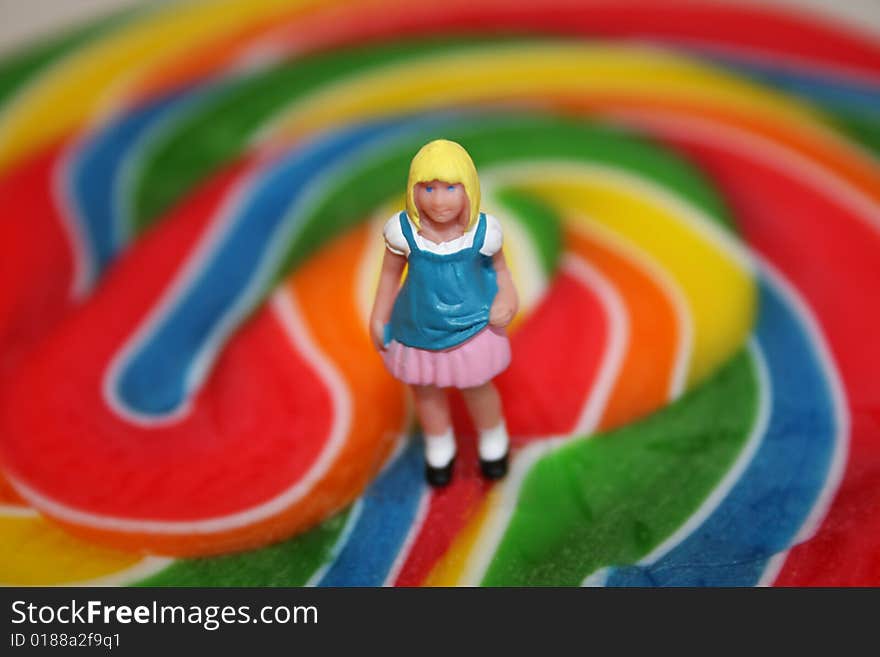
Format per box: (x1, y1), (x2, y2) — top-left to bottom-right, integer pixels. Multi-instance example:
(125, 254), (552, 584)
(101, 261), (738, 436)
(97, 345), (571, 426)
(414, 180), (467, 226)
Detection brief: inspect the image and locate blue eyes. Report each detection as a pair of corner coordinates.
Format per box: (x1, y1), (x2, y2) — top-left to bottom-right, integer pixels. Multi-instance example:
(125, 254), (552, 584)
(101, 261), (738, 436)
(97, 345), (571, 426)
(426, 186), (433, 192)
(448, 185), (455, 191)
(424, 185), (457, 193)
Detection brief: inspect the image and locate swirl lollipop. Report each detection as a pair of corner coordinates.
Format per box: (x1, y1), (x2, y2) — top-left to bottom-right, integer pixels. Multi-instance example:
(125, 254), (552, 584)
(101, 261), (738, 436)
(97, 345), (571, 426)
(0, 0), (877, 586)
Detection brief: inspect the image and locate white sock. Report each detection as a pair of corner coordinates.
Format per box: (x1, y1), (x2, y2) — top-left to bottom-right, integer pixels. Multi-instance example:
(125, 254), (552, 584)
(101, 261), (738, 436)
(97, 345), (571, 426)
(478, 422), (509, 461)
(424, 428), (456, 468)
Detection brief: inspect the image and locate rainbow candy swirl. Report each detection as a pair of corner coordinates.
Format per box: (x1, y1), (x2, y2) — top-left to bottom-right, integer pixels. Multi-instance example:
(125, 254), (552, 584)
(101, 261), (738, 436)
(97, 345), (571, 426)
(0, 0), (878, 586)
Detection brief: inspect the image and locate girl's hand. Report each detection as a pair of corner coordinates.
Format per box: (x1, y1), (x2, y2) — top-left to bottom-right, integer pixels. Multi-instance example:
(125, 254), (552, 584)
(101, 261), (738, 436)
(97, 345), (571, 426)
(489, 295), (517, 328)
(371, 320), (387, 351)
(489, 248), (518, 329)
(369, 249), (406, 352)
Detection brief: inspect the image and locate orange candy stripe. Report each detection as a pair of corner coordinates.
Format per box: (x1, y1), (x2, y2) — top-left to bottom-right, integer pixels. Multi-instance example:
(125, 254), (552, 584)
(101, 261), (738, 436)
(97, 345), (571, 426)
(286, 222), (407, 510)
(567, 229), (679, 430)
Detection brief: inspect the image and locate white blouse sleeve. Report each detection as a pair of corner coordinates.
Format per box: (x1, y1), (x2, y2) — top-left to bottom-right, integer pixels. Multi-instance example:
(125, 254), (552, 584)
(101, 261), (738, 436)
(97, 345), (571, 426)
(479, 214), (504, 256)
(383, 215), (409, 256)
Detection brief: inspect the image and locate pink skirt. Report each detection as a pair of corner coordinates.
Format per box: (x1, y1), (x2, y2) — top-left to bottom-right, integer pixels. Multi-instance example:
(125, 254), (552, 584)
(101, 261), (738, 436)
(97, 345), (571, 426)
(382, 325), (511, 389)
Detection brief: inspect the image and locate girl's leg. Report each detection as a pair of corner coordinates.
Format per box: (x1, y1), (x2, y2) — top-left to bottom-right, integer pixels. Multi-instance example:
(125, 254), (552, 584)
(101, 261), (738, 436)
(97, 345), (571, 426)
(411, 384), (456, 471)
(459, 381), (502, 431)
(460, 382), (509, 475)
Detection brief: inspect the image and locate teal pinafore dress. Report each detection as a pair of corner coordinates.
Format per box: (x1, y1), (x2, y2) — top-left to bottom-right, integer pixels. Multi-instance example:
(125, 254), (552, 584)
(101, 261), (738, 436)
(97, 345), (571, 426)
(386, 211), (498, 351)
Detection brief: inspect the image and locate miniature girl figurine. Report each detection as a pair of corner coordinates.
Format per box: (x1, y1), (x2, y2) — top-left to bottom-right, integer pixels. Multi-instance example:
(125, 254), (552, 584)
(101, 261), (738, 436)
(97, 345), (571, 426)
(369, 139), (518, 487)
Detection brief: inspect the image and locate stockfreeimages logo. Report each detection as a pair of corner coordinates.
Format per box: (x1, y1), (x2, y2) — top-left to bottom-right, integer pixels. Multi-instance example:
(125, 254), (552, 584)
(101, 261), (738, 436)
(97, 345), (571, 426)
(11, 600), (317, 631)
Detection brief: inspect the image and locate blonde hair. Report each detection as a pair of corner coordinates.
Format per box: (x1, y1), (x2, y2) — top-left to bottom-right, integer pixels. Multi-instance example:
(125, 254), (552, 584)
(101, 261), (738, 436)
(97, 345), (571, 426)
(406, 139), (481, 231)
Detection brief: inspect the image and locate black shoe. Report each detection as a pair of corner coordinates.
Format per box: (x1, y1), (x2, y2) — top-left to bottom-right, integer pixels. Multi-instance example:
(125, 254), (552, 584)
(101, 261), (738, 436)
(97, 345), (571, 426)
(425, 457), (455, 488)
(480, 451), (509, 480)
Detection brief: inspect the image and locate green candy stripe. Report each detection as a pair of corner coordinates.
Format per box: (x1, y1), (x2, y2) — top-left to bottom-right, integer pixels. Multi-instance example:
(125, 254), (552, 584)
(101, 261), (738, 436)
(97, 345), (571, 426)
(131, 37), (737, 234)
(830, 112), (880, 159)
(134, 508), (352, 587)
(482, 349), (759, 586)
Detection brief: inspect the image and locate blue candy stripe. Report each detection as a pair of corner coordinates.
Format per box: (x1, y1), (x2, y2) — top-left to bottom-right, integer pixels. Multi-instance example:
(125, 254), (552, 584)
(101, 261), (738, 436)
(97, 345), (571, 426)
(702, 52), (880, 114)
(604, 268), (840, 586)
(316, 437), (427, 586)
(68, 85), (220, 288)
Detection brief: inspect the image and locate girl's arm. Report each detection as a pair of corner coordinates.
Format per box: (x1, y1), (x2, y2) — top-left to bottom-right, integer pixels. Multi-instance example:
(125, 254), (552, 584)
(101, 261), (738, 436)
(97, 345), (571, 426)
(369, 249), (407, 350)
(489, 248), (518, 328)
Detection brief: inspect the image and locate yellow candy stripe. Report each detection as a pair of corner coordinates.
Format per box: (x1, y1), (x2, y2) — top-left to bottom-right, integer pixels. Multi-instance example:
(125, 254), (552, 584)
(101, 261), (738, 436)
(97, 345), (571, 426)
(483, 163), (754, 388)
(521, 170), (755, 388)
(0, 515), (168, 586)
